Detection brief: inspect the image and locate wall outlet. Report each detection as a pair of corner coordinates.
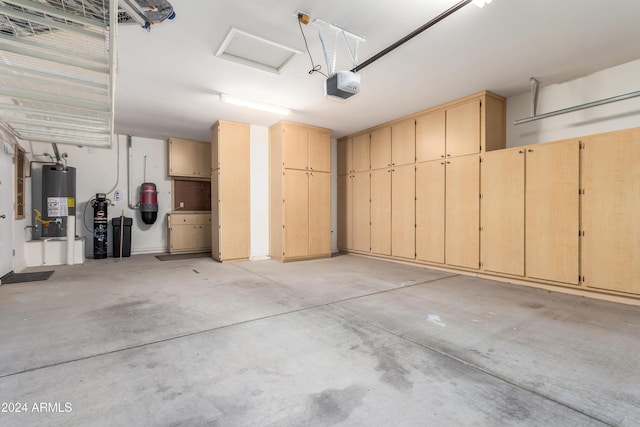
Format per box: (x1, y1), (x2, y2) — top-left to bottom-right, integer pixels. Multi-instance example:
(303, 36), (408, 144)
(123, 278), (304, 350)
(114, 189), (123, 202)
(179, 202), (184, 208)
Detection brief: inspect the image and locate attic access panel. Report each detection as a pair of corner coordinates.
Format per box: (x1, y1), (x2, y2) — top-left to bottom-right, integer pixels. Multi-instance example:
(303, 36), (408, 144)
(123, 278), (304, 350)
(215, 27), (303, 74)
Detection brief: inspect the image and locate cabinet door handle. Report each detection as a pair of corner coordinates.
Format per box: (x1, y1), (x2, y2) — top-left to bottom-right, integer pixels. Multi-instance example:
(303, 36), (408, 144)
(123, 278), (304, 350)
(528, 149), (534, 152)
(441, 155), (445, 158)
(518, 150), (524, 154)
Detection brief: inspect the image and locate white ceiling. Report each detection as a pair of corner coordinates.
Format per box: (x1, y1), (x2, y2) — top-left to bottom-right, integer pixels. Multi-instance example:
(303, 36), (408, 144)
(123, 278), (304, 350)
(113, 0), (640, 142)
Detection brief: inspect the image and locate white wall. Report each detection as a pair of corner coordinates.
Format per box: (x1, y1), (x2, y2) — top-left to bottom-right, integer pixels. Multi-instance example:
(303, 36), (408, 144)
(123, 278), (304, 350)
(506, 59), (640, 147)
(249, 125), (270, 260)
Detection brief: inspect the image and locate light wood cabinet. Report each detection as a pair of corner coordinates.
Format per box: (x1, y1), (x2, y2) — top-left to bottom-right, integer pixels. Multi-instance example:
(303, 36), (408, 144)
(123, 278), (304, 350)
(352, 172), (370, 253)
(391, 119), (416, 166)
(279, 121), (331, 172)
(168, 213), (212, 254)
(271, 121), (332, 261)
(391, 164), (415, 259)
(337, 171), (370, 253)
(168, 137), (211, 178)
(446, 99), (481, 157)
(445, 155), (480, 269)
(370, 127), (392, 170)
(581, 128), (640, 294)
(370, 168), (391, 255)
(525, 140), (580, 285)
(416, 160), (445, 264)
(337, 174), (352, 250)
(338, 134), (370, 175)
(416, 109), (446, 162)
(415, 92), (506, 161)
(211, 121), (250, 262)
(371, 165), (415, 258)
(480, 148), (525, 276)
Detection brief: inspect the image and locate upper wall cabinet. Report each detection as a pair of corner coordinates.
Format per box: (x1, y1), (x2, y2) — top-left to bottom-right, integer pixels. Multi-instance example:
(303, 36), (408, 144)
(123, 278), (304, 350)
(168, 137), (211, 179)
(392, 118), (416, 166)
(416, 91), (506, 162)
(279, 121), (331, 172)
(338, 134), (371, 175)
(370, 127), (392, 170)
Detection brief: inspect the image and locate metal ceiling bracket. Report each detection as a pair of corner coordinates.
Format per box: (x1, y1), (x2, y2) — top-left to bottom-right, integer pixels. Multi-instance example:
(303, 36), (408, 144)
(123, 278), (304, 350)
(530, 77), (540, 117)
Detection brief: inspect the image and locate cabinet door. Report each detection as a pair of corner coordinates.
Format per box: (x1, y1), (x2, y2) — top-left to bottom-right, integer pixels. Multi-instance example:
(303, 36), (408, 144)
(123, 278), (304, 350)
(370, 168), (391, 255)
(481, 148), (525, 276)
(283, 169), (309, 258)
(370, 127), (392, 170)
(416, 110), (446, 162)
(170, 224), (195, 252)
(391, 164), (415, 259)
(309, 130), (331, 172)
(445, 155), (480, 269)
(195, 224), (212, 250)
(337, 174), (352, 250)
(169, 138), (197, 177)
(211, 171), (220, 259)
(309, 172), (331, 256)
(218, 125), (250, 261)
(391, 119), (415, 166)
(525, 140), (579, 284)
(195, 142), (211, 178)
(446, 99), (480, 157)
(582, 130), (640, 294)
(282, 125), (309, 170)
(352, 133), (370, 172)
(338, 138), (352, 175)
(416, 160), (445, 263)
(352, 172), (370, 253)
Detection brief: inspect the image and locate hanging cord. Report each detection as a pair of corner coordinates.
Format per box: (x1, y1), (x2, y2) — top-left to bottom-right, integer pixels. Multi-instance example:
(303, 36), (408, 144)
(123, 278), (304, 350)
(298, 18), (327, 78)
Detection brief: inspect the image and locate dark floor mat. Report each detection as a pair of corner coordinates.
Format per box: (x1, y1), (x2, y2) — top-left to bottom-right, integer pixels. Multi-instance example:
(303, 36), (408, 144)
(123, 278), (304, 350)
(1, 271), (54, 284)
(155, 253), (211, 261)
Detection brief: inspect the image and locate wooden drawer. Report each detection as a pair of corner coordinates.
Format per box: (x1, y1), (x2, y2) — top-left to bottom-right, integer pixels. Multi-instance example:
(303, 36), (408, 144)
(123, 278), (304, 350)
(169, 213), (211, 225)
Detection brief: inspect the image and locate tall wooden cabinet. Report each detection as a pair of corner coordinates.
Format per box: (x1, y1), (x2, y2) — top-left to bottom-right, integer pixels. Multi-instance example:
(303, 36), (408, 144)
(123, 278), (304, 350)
(445, 155), (480, 269)
(416, 160), (445, 264)
(270, 121), (332, 262)
(581, 128), (640, 295)
(525, 140), (580, 285)
(480, 147), (525, 276)
(338, 135), (370, 253)
(211, 121), (250, 262)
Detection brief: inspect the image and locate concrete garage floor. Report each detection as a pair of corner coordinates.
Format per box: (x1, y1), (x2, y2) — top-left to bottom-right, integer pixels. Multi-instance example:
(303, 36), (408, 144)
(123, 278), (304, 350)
(0, 254), (639, 426)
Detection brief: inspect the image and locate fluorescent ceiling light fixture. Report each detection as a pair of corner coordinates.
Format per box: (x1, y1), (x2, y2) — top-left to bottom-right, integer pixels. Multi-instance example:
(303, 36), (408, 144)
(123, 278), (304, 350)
(220, 94), (291, 115)
(473, 0), (493, 7)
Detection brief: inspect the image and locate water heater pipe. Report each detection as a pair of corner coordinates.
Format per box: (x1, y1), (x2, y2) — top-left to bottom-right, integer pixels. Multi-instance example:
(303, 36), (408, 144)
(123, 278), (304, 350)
(127, 135), (139, 210)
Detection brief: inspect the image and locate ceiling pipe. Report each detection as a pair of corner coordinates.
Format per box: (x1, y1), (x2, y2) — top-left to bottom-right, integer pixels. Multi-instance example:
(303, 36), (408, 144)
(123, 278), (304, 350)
(127, 135), (139, 210)
(514, 90), (640, 125)
(351, 0), (473, 73)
